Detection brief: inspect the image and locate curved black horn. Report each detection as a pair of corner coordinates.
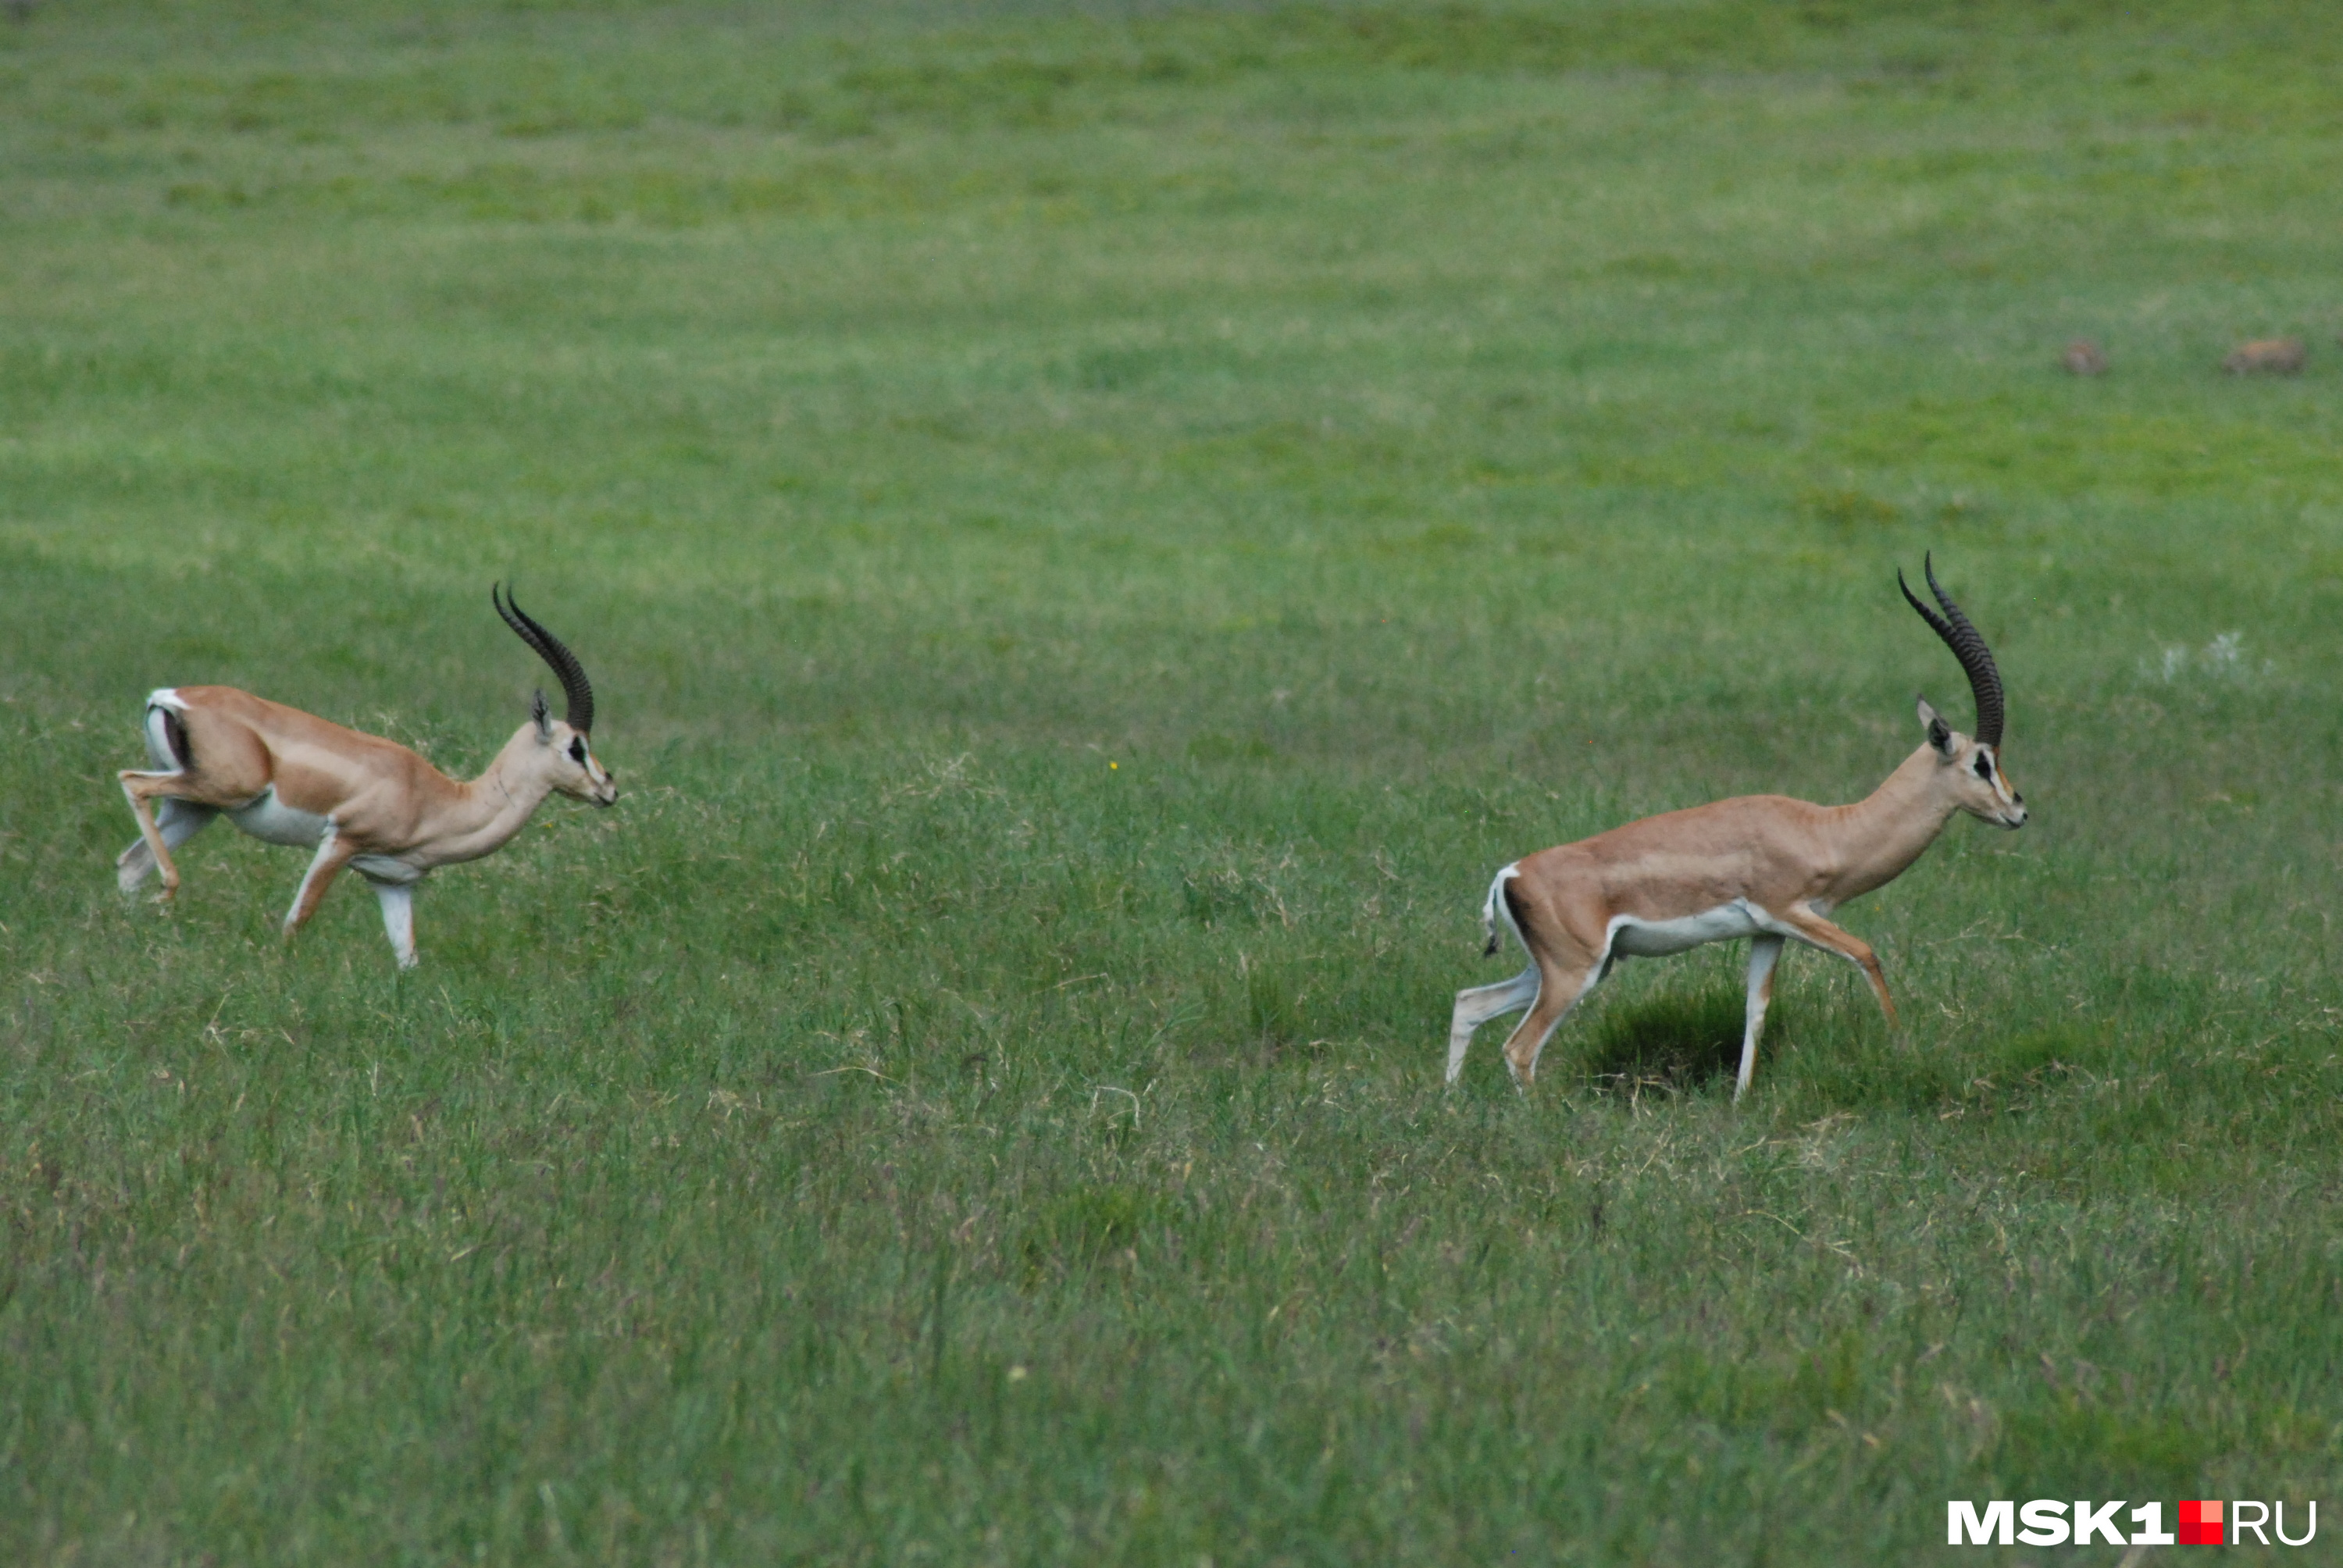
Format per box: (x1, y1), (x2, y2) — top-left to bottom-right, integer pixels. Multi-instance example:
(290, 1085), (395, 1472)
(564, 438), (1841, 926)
(1897, 554), (2004, 747)
(494, 583), (596, 735)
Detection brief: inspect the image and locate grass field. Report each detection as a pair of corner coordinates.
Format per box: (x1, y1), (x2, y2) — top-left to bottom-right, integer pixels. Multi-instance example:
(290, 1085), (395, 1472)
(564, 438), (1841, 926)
(5, 0), (2343, 1560)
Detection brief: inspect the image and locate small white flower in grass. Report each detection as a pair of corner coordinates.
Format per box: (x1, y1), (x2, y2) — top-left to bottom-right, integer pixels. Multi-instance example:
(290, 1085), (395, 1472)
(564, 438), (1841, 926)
(2149, 632), (2273, 685)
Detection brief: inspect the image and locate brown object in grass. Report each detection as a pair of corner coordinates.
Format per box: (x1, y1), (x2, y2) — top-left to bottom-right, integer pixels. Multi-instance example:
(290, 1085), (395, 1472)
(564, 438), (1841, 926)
(2223, 337), (2306, 375)
(2062, 340), (2108, 376)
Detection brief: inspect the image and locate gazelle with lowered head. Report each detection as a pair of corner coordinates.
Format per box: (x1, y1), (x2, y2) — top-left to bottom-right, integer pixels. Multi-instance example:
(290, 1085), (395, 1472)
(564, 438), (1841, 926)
(116, 586), (617, 968)
(1448, 557), (2024, 1097)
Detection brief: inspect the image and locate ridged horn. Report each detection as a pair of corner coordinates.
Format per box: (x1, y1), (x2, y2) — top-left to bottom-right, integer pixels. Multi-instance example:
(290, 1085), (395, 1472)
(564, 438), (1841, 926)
(1898, 554), (2004, 748)
(494, 583), (596, 736)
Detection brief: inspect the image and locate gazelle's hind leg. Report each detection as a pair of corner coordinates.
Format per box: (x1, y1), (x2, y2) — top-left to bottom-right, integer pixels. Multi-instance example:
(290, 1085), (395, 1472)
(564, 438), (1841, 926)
(1447, 965), (1539, 1083)
(1735, 935), (1785, 1103)
(1500, 956), (1601, 1089)
(119, 772), (206, 900)
(116, 798), (219, 894)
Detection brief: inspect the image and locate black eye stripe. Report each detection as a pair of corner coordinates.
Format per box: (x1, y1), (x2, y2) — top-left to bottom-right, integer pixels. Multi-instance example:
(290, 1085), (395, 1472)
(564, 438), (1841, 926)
(569, 738), (587, 763)
(1974, 754), (1992, 779)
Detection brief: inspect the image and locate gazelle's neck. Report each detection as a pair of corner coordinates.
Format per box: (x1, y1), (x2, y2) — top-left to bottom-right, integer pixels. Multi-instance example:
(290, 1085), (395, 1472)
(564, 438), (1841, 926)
(1821, 743), (1961, 904)
(423, 725), (560, 868)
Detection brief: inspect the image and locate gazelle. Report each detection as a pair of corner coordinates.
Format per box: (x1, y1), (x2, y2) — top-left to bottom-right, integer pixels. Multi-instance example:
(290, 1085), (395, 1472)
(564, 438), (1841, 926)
(1448, 557), (2024, 1097)
(116, 586), (616, 968)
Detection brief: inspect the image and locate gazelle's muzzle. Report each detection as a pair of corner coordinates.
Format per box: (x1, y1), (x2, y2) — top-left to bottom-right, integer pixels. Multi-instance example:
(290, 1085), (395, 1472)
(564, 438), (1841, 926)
(1993, 774), (2026, 829)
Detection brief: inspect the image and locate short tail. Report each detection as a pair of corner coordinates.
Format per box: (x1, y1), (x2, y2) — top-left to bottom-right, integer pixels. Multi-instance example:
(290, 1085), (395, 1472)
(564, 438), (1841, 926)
(1480, 864), (1524, 957)
(141, 689), (192, 773)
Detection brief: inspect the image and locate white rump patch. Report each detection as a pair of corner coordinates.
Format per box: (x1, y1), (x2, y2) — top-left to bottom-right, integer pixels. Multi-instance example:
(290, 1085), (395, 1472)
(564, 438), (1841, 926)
(141, 690), (189, 772)
(1481, 863), (1523, 953)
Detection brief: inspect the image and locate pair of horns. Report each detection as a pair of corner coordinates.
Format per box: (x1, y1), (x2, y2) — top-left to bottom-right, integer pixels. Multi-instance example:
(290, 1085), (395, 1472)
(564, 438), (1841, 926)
(494, 583), (596, 736)
(1899, 554), (2003, 748)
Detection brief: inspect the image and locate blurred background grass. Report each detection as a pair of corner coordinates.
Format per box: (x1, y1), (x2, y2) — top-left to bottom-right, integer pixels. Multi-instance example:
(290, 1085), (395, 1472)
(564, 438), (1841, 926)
(2, 1), (2341, 1561)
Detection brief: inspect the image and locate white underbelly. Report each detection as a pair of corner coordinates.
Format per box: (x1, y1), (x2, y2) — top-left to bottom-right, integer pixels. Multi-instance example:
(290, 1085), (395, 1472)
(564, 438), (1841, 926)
(227, 786), (330, 848)
(351, 854), (425, 885)
(1608, 899), (1769, 958)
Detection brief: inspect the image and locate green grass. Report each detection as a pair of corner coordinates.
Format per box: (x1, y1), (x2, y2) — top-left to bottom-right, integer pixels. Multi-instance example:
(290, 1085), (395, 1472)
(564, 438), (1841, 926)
(5, 0), (2343, 1559)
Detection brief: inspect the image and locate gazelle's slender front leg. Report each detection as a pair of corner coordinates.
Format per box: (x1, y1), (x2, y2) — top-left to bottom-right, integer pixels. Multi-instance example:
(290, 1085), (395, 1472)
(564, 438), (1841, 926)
(1777, 905), (1896, 1028)
(284, 830), (358, 940)
(371, 881), (419, 970)
(1446, 965), (1539, 1084)
(1737, 935), (1785, 1102)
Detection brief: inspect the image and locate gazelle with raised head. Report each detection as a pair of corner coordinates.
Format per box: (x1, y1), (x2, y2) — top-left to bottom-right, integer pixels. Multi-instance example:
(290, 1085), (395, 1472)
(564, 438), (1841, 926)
(116, 586), (617, 968)
(1448, 557), (2024, 1097)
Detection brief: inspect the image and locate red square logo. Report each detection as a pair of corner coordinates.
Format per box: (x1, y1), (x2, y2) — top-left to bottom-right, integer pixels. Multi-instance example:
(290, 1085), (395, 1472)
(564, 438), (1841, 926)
(2179, 1500), (2224, 1545)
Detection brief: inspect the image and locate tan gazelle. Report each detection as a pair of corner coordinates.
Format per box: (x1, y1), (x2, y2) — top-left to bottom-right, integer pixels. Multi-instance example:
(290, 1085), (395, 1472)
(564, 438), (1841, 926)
(1448, 557), (2024, 1096)
(116, 586), (617, 968)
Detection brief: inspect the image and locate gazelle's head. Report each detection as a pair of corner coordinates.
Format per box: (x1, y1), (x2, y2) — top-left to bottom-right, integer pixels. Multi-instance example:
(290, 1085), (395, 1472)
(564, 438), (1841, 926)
(1917, 697), (2023, 828)
(497, 584), (618, 808)
(1901, 555), (2024, 830)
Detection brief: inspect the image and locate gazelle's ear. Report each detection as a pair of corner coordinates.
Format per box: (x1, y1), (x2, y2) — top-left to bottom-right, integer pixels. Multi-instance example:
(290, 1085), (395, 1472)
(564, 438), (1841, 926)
(1917, 695), (1954, 757)
(530, 690), (552, 740)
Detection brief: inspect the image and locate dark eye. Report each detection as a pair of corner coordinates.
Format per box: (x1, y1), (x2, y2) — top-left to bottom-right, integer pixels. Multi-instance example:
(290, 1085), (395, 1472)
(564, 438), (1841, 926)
(1974, 754), (1992, 779)
(569, 738), (587, 764)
